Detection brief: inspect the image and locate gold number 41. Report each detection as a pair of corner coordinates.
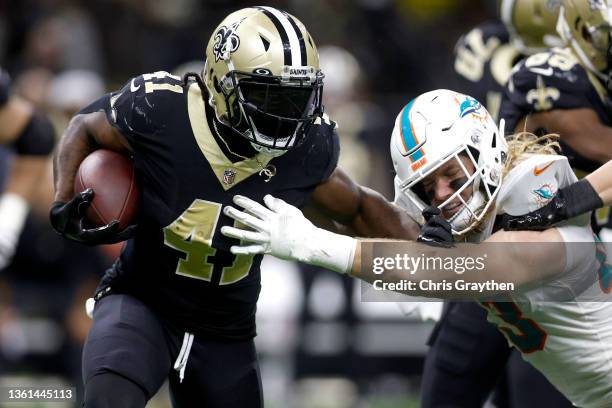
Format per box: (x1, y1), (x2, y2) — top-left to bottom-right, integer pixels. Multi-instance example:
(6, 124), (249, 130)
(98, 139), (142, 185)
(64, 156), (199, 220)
(163, 199), (254, 285)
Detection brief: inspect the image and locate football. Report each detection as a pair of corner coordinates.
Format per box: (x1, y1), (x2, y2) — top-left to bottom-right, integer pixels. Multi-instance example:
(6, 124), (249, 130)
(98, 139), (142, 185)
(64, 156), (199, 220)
(74, 149), (140, 230)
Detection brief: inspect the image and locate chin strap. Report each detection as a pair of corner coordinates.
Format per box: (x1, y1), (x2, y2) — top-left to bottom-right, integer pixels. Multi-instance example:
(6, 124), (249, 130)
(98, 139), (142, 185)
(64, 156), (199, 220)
(447, 190), (487, 235)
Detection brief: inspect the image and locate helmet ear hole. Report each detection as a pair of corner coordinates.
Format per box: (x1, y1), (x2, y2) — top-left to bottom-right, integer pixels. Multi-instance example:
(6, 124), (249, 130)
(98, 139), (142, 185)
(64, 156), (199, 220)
(213, 77), (222, 94)
(259, 35), (270, 51)
(229, 97), (241, 126)
(467, 146), (480, 163)
(581, 25), (593, 44)
(412, 181), (430, 205)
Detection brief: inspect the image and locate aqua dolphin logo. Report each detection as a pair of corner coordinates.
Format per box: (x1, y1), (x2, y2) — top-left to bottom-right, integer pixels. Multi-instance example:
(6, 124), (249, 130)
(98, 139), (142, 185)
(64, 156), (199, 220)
(533, 187), (553, 200)
(459, 97), (482, 118)
(533, 183), (555, 205)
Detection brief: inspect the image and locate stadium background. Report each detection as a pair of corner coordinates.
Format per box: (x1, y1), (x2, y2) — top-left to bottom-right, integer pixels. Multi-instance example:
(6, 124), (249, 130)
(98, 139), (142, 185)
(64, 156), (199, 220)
(0, 0), (496, 406)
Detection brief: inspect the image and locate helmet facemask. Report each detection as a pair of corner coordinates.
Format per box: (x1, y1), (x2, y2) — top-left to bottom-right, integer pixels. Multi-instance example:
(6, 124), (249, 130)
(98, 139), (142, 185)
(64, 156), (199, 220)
(217, 66), (324, 151)
(557, 1), (612, 79)
(401, 145), (500, 236)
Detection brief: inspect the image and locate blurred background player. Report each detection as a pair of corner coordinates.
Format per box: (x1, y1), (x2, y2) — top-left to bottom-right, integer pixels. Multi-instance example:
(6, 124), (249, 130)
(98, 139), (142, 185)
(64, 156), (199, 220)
(500, 0), (612, 242)
(453, 0), (563, 120)
(0, 68), (109, 407)
(419, 1), (572, 406)
(0, 67), (55, 268)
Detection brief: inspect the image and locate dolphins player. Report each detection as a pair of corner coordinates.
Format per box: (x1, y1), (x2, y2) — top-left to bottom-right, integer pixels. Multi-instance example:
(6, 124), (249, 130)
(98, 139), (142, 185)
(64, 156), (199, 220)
(222, 89), (612, 407)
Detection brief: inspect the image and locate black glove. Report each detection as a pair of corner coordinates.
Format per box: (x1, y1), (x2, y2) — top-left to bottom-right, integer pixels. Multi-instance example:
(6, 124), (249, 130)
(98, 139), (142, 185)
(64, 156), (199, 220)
(417, 206), (454, 247)
(501, 179), (603, 231)
(49, 188), (137, 245)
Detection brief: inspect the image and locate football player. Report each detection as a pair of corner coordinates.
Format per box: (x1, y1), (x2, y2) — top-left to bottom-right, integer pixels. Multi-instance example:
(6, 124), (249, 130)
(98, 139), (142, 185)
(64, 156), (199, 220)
(499, 0), (612, 237)
(454, 0), (562, 121)
(222, 89), (612, 407)
(50, 7), (417, 408)
(425, 1), (570, 406)
(0, 68), (55, 269)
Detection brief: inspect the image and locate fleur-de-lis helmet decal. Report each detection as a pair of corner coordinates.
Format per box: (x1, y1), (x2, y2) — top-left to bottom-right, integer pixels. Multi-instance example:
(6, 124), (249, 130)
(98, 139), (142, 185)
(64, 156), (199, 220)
(212, 20), (244, 62)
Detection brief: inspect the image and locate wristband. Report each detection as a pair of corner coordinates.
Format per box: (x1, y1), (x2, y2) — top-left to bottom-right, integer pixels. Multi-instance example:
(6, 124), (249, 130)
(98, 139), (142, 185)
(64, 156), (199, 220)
(564, 179), (604, 218)
(308, 229), (357, 274)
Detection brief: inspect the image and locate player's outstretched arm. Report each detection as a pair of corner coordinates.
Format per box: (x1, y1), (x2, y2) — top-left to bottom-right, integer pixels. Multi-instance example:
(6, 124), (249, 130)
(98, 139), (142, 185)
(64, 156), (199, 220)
(51, 110), (133, 245)
(222, 195), (567, 298)
(502, 161), (611, 230)
(515, 108), (612, 163)
(351, 228), (567, 298)
(309, 167), (420, 240)
(586, 160), (612, 207)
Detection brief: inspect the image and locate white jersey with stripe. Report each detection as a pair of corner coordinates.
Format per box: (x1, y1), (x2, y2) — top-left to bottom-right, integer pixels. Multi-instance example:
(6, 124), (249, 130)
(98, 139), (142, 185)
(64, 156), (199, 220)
(395, 154), (612, 406)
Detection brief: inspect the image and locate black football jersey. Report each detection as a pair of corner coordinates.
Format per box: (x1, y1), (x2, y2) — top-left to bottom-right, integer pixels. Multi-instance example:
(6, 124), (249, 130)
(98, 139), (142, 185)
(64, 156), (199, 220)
(99, 71), (339, 340)
(453, 21), (523, 121)
(499, 47), (612, 229)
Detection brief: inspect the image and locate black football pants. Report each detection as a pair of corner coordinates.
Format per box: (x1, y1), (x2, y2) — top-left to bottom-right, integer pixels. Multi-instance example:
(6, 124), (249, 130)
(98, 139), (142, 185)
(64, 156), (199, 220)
(420, 301), (572, 408)
(82, 294), (263, 408)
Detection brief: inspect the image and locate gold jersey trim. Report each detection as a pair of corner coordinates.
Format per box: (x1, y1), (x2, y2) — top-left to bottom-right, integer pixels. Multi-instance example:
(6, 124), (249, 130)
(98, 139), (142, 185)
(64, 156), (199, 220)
(187, 83), (272, 190)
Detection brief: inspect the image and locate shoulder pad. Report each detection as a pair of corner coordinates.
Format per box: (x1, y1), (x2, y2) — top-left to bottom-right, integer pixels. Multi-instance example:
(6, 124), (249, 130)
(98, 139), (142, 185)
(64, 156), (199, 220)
(497, 154), (578, 216)
(506, 48), (593, 112)
(108, 71), (185, 135)
(298, 113), (340, 182)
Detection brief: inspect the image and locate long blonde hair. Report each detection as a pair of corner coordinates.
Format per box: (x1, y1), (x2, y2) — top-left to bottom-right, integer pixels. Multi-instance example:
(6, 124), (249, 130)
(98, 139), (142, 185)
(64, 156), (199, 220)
(503, 132), (561, 175)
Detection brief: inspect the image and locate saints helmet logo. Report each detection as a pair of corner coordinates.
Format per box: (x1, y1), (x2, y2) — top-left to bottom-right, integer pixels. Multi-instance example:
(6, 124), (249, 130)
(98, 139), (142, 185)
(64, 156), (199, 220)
(213, 20), (243, 62)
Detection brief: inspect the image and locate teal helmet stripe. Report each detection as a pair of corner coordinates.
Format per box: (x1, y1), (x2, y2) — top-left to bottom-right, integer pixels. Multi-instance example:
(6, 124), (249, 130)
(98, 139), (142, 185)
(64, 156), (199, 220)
(400, 99), (423, 161)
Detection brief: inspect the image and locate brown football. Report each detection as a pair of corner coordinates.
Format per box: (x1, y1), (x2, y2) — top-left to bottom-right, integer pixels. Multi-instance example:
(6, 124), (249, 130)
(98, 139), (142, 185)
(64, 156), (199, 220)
(74, 149), (140, 230)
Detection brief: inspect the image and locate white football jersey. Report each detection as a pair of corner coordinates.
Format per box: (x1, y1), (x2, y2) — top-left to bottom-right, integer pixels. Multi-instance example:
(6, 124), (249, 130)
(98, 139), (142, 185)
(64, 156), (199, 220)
(488, 154), (612, 407)
(395, 154), (612, 407)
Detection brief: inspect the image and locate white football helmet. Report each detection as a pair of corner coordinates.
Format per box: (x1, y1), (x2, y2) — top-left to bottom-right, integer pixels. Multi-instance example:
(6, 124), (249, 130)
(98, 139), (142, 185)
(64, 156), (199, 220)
(390, 89), (508, 235)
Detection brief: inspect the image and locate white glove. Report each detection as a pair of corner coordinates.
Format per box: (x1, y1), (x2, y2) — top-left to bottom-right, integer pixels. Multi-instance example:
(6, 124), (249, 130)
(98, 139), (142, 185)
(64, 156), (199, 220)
(221, 194), (357, 274)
